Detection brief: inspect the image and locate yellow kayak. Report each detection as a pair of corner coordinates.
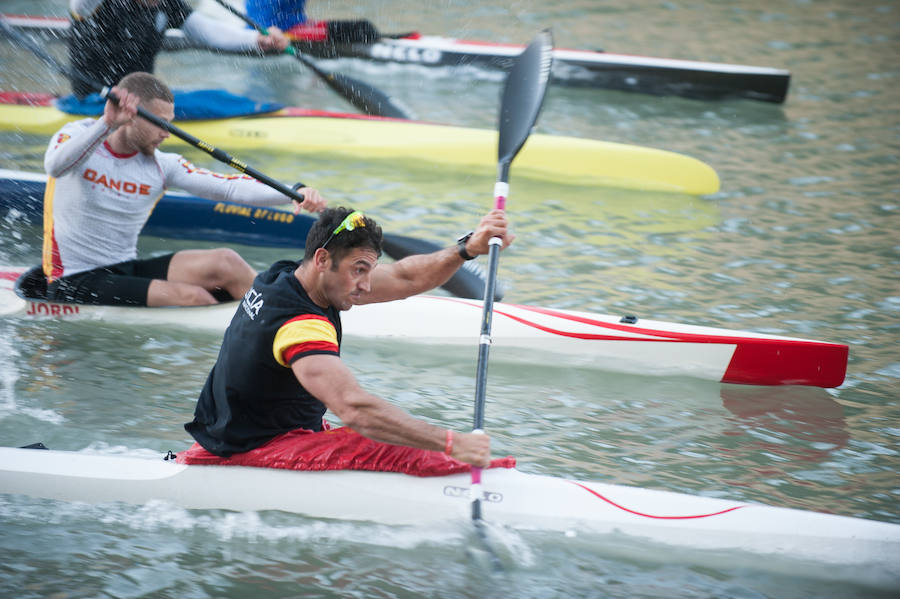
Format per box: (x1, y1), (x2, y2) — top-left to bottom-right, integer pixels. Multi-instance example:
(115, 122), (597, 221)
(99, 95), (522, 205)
(0, 95), (720, 195)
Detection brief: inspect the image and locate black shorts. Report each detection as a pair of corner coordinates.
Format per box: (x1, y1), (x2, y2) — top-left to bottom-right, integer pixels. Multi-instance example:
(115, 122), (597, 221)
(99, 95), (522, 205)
(46, 254), (175, 306)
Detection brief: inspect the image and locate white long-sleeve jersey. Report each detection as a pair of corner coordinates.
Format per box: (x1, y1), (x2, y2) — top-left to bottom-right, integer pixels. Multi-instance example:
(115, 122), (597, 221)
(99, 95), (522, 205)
(43, 117), (294, 280)
(69, 0), (259, 52)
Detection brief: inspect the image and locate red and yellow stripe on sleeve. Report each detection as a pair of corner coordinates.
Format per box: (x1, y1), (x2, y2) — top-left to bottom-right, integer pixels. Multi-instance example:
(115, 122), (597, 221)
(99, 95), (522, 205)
(273, 314), (339, 367)
(42, 176), (64, 282)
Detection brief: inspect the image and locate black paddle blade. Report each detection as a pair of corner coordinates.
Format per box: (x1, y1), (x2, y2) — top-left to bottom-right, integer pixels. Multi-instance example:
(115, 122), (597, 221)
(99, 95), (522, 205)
(209, 0), (411, 120)
(323, 71), (412, 120)
(497, 30), (553, 172)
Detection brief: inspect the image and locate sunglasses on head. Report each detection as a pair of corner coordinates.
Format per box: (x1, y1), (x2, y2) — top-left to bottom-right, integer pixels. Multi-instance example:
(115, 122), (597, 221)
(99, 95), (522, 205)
(320, 210), (366, 250)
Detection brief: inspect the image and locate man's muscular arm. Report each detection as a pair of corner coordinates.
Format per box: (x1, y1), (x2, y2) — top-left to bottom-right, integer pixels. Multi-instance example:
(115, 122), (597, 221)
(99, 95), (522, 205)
(292, 354), (491, 466)
(359, 209), (513, 304)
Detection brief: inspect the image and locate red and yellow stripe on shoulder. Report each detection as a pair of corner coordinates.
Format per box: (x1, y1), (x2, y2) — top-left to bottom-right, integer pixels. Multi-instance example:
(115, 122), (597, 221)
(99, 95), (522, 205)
(42, 176), (63, 281)
(273, 314), (339, 367)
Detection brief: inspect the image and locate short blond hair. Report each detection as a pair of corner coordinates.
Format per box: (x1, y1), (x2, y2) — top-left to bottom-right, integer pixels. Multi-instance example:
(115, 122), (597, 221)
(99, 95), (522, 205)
(118, 72), (173, 104)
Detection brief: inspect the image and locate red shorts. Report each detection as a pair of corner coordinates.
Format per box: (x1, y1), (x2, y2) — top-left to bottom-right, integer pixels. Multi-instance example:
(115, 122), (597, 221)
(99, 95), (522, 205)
(177, 426), (516, 477)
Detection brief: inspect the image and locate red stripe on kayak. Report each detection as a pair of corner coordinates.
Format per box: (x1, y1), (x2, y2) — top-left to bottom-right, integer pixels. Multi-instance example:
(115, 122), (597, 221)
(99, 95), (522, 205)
(511, 302), (840, 346)
(440, 296), (844, 347)
(495, 310), (675, 341)
(450, 38), (585, 54)
(506, 304), (848, 387)
(266, 107), (409, 122)
(492, 305), (680, 341)
(722, 342), (848, 387)
(428, 297), (683, 341)
(569, 481), (746, 520)
(429, 297), (848, 387)
(0, 271), (23, 281)
(0, 91), (56, 107)
(284, 20), (328, 43)
(2, 14), (67, 23)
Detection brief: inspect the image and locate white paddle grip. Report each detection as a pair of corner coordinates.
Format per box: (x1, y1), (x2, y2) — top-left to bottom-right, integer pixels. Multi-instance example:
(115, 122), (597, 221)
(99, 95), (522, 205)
(493, 181), (509, 200)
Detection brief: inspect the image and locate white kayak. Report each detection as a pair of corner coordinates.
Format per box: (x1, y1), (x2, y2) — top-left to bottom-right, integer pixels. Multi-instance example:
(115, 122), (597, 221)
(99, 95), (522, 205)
(0, 267), (847, 387)
(0, 446), (897, 581)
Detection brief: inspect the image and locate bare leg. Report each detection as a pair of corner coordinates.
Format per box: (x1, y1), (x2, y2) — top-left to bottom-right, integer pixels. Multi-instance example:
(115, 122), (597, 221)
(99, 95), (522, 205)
(146, 279), (218, 307)
(146, 248), (257, 307)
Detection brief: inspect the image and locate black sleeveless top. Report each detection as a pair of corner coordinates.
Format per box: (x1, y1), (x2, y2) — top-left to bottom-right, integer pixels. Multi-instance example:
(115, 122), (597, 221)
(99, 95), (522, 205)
(185, 261), (342, 457)
(68, 0), (192, 97)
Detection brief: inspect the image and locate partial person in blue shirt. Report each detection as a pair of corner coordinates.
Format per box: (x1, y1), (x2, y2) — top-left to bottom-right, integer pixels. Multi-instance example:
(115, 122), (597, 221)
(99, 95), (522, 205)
(246, 0), (379, 45)
(246, 0), (307, 31)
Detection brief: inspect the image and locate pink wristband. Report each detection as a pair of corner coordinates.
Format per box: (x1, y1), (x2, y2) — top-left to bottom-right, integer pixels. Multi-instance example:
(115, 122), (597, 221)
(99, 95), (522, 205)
(444, 430), (454, 455)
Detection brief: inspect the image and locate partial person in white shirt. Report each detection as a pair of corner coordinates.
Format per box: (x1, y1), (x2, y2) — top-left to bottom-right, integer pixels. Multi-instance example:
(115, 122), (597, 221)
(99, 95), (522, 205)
(43, 71), (325, 307)
(67, 0), (288, 98)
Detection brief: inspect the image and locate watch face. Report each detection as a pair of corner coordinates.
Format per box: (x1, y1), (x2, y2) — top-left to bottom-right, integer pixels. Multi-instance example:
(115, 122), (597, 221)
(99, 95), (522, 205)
(457, 234), (475, 260)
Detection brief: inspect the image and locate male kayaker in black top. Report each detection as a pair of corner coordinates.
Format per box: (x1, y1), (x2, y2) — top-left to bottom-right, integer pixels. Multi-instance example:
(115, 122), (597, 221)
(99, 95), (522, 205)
(184, 206), (514, 468)
(67, 0), (289, 98)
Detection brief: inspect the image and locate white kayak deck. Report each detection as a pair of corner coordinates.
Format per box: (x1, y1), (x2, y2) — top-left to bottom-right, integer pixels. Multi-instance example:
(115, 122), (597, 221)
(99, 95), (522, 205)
(0, 446), (897, 580)
(0, 267), (848, 387)
(1, 267), (847, 387)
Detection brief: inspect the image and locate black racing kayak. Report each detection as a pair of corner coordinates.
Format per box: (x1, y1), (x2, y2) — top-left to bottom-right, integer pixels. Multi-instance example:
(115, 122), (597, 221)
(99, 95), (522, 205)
(2, 13), (789, 103)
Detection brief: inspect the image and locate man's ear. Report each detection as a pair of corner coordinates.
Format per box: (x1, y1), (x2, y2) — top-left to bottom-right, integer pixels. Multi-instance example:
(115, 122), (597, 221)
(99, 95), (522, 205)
(313, 248), (331, 271)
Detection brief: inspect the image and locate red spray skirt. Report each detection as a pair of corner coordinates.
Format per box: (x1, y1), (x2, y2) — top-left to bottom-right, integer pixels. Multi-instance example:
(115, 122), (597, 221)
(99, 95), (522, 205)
(177, 426), (516, 477)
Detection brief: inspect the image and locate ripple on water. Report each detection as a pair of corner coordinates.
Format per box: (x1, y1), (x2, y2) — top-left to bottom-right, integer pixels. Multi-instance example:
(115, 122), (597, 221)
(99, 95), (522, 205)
(1, 0), (899, 596)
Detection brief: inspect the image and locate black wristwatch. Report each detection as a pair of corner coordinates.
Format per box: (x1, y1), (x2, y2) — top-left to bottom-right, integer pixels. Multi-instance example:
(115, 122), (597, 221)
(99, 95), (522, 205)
(456, 231), (476, 261)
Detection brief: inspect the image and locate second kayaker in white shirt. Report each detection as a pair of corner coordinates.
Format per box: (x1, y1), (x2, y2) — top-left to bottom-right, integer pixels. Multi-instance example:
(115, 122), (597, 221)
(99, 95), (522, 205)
(42, 71), (326, 307)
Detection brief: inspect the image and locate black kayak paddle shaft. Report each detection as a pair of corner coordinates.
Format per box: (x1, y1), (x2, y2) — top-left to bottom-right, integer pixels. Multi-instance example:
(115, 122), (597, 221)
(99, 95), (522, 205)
(471, 30), (553, 522)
